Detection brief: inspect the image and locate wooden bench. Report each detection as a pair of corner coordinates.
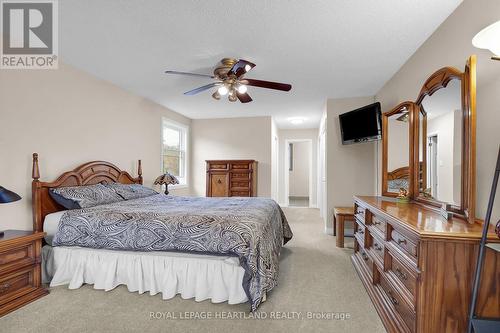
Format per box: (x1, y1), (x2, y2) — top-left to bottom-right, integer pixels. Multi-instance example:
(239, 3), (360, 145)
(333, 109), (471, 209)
(334, 207), (355, 248)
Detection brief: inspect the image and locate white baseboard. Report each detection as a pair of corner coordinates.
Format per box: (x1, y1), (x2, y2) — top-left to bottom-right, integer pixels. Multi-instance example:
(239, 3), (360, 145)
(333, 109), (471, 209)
(324, 226), (334, 235)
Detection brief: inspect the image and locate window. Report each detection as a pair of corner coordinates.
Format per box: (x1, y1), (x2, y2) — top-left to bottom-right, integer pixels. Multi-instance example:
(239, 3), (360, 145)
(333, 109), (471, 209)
(162, 118), (188, 186)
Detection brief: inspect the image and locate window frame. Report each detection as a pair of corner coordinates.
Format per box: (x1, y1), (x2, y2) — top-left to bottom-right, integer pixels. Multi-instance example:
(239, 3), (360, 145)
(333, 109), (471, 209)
(161, 117), (189, 189)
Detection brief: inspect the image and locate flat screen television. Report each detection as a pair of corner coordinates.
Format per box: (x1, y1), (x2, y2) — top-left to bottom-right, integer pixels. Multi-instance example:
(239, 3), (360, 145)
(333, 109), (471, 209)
(339, 102), (382, 145)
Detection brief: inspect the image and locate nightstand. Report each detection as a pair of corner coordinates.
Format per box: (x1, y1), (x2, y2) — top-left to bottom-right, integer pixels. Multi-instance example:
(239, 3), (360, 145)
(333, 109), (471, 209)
(0, 230), (48, 317)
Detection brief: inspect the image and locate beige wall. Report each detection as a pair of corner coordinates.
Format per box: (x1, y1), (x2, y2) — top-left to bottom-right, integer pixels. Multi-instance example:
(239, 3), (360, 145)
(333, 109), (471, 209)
(190, 117), (272, 197)
(325, 96), (377, 233)
(277, 128), (319, 206)
(375, 0), (500, 220)
(0, 63), (191, 231)
(289, 141), (310, 197)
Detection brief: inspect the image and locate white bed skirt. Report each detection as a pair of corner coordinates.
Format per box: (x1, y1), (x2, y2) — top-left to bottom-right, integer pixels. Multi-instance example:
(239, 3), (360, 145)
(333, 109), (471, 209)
(42, 246), (248, 305)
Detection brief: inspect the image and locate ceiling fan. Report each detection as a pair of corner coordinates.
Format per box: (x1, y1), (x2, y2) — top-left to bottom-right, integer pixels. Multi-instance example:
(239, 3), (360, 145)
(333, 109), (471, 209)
(165, 58), (292, 103)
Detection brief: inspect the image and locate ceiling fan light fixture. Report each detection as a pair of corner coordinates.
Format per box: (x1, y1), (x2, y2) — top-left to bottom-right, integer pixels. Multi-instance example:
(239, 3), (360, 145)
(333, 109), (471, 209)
(218, 85), (229, 96)
(212, 91), (221, 100)
(228, 94), (237, 102)
(237, 84), (248, 94)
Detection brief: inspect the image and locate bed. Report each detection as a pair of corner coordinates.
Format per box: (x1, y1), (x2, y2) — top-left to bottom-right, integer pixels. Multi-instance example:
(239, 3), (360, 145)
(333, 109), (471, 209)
(32, 154), (292, 311)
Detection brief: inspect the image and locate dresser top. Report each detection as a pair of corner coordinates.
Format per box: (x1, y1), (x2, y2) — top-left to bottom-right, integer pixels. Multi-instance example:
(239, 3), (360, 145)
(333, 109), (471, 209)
(355, 196), (499, 241)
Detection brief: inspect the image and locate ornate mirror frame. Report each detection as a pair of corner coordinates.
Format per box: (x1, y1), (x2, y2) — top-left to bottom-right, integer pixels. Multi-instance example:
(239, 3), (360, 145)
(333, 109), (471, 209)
(382, 101), (416, 198)
(413, 55), (477, 224)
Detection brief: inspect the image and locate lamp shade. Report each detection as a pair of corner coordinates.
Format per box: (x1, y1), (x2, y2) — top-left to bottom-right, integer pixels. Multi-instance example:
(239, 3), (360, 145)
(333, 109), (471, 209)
(472, 20), (500, 56)
(0, 186), (21, 203)
(154, 172), (179, 186)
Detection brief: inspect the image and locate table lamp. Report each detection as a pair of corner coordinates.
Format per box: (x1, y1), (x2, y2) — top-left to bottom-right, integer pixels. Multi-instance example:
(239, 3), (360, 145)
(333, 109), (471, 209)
(154, 172), (179, 195)
(0, 186), (22, 237)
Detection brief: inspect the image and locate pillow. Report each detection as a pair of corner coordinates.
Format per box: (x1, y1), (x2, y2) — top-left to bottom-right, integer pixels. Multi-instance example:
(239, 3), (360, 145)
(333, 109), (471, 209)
(104, 183), (157, 200)
(49, 183), (124, 209)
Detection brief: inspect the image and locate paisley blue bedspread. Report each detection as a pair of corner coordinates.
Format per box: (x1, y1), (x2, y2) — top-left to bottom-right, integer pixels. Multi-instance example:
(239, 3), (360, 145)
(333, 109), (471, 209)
(52, 194), (293, 311)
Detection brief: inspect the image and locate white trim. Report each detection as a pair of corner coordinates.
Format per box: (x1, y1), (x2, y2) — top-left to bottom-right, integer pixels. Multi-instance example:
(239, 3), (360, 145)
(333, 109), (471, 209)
(161, 117), (190, 187)
(284, 139), (314, 208)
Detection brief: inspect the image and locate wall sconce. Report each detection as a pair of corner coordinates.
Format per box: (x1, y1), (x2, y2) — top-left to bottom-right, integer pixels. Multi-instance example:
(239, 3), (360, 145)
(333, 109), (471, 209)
(472, 20), (500, 61)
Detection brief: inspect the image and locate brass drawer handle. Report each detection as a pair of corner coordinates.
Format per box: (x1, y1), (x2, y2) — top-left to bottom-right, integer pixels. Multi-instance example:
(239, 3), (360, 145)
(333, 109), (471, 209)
(361, 252), (369, 261)
(387, 291), (399, 306)
(374, 243), (383, 251)
(358, 229), (364, 235)
(397, 238), (407, 245)
(395, 267), (408, 281)
(373, 220), (382, 226)
(0, 283), (10, 293)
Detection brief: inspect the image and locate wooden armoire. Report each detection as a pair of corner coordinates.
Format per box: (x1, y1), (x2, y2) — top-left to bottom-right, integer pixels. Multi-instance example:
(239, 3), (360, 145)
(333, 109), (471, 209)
(206, 160), (257, 197)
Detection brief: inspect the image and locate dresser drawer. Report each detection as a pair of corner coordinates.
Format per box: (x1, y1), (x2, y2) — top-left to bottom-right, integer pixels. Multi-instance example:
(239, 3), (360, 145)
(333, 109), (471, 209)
(354, 203), (366, 223)
(388, 250), (417, 302)
(355, 219), (366, 248)
(391, 229), (418, 260)
(231, 180), (250, 188)
(370, 233), (385, 265)
(379, 272), (416, 332)
(0, 266), (36, 305)
(231, 190), (250, 197)
(370, 215), (387, 237)
(230, 163), (250, 170)
(0, 242), (36, 275)
(207, 162), (229, 170)
(356, 248), (373, 278)
(231, 173), (250, 181)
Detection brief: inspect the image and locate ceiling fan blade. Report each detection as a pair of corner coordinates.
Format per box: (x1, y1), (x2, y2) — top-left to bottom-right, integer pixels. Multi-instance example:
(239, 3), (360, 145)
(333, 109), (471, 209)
(228, 59), (256, 78)
(183, 82), (222, 95)
(237, 92), (253, 103)
(242, 79), (292, 92)
(165, 70), (215, 79)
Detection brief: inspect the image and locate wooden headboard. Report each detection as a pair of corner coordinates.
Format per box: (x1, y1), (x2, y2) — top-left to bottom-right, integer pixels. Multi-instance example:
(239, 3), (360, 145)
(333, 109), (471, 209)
(387, 166), (410, 181)
(31, 153), (143, 232)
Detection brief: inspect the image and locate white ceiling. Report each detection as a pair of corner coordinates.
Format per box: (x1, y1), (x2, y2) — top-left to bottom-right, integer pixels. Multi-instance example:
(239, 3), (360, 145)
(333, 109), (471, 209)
(59, 0), (462, 129)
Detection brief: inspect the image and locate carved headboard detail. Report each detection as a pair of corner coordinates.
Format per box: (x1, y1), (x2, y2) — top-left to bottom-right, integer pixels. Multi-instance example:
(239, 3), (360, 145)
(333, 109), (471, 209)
(387, 166), (409, 180)
(31, 153), (143, 232)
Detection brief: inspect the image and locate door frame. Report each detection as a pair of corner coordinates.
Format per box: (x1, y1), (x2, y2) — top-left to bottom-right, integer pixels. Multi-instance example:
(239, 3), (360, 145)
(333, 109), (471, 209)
(284, 139), (313, 207)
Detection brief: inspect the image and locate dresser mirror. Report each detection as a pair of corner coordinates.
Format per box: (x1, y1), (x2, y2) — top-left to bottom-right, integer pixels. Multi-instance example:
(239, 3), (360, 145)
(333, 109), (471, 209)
(382, 102), (415, 197)
(414, 55), (476, 223)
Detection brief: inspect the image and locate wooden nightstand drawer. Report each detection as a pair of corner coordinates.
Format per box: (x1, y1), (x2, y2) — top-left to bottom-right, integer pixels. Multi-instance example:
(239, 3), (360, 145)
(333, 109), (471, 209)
(0, 266), (36, 305)
(0, 242), (36, 275)
(0, 230), (48, 317)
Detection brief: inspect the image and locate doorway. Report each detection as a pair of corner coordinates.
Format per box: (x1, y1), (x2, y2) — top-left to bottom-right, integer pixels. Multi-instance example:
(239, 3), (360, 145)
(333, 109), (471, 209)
(285, 139), (312, 207)
(427, 134), (438, 197)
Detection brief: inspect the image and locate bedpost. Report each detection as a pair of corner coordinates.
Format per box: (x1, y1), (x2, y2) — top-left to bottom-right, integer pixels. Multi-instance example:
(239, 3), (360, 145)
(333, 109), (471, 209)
(32, 153), (40, 181)
(138, 159), (143, 184)
(32, 153), (42, 232)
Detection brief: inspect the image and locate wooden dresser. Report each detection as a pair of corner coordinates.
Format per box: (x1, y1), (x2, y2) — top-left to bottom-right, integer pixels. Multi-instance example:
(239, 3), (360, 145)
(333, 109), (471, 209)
(206, 160), (257, 197)
(351, 196), (500, 333)
(0, 230), (48, 317)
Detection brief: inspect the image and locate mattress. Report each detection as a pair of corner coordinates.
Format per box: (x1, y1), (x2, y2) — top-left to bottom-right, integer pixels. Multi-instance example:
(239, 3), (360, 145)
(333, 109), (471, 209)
(42, 211), (247, 304)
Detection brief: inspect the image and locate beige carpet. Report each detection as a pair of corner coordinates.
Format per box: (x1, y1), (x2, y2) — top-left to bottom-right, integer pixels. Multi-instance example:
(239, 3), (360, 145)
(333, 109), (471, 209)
(1, 207), (385, 333)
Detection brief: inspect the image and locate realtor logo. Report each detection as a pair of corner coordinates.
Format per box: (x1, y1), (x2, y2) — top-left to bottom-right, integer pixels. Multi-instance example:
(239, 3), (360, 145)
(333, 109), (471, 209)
(1, 0), (58, 69)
